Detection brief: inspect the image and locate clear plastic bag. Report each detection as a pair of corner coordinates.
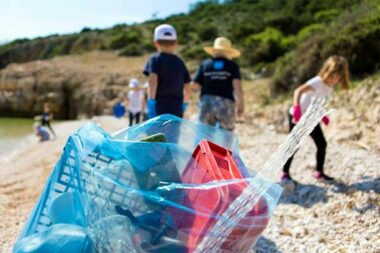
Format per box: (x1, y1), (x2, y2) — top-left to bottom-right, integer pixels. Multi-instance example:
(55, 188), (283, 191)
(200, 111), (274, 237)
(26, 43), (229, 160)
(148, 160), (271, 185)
(14, 114), (290, 253)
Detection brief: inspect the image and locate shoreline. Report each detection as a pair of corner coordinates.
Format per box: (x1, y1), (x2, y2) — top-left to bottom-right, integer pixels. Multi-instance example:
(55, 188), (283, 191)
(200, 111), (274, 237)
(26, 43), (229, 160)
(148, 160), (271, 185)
(0, 134), (35, 163)
(0, 116), (129, 252)
(1, 115), (379, 252)
(0, 117), (35, 161)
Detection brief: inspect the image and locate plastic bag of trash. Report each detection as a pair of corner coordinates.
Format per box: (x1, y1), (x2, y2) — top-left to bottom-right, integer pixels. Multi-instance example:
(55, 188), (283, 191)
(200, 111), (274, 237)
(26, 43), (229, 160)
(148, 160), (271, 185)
(14, 114), (284, 253)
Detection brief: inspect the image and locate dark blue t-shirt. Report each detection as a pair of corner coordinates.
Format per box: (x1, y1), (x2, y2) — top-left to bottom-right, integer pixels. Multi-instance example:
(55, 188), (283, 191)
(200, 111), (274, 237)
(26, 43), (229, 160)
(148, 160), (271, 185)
(193, 57), (241, 101)
(143, 52), (191, 101)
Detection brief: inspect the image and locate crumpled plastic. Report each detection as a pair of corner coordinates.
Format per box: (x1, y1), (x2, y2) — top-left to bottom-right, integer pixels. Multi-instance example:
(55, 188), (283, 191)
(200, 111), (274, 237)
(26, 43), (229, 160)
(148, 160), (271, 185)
(14, 114), (283, 253)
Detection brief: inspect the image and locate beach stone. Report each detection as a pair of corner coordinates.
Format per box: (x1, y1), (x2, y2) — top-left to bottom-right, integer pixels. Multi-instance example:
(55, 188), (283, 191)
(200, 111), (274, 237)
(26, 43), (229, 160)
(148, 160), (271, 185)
(280, 180), (296, 196)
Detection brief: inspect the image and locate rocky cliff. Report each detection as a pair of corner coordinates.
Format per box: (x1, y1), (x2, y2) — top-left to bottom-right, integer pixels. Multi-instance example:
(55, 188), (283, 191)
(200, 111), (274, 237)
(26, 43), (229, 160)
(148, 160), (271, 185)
(0, 52), (148, 119)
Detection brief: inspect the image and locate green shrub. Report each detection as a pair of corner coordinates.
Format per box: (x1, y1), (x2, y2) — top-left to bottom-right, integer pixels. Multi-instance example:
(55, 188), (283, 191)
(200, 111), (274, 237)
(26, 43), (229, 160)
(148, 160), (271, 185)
(39, 43), (55, 59)
(71, 34), (92, 52)
(173, 21), (196, 44)
(80, 27), (92, 33)
(108, 33), (129, 49)
(271, 1), (380, 94)
(108, 28), (142, 50)
(199, 26), (219, 41)
(243, 27), (294, 65)
(0, 0), (378, 95)
(142, 41), (155, 52)
(119, 44), (143, 56)
(181, 44), (208, 60)
(296, 23), (324, 42)
(314, 9), (339, 23)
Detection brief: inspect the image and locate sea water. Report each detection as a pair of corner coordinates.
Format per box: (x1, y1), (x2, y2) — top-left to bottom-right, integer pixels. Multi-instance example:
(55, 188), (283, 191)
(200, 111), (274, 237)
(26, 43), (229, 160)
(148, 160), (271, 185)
(0, 117), (34, 159)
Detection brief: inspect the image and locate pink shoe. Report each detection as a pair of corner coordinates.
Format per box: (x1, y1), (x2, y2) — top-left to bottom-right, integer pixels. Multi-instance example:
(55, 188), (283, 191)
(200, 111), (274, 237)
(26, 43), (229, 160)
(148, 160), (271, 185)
(280, 172), (292, 182)
(313, 171), (335, 181)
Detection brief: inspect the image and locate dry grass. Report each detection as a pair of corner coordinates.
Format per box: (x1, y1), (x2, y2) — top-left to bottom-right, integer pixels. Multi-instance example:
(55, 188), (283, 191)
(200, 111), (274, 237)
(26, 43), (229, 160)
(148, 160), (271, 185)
(52, 51), (150, 80)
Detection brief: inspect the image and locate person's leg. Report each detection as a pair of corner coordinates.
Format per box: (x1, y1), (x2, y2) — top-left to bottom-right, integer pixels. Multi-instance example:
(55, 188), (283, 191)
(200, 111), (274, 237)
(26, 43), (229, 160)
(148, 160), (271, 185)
(156, 99), (182, 143)
(45, 121), (56, 136)
(199, 95), (217, 127)
(282, 113), (296, 178)
(310, 124), (327, 172)
(129, 111), (133, 126)
(132, 113), (137, 125)
(309, 124), (333, 180)
(217, 97), (236, 131)
(135, 112), (141, 124)
(156, 99), (183, 118)
(213, 97), (238, 149)
(38, 126), (50, 142)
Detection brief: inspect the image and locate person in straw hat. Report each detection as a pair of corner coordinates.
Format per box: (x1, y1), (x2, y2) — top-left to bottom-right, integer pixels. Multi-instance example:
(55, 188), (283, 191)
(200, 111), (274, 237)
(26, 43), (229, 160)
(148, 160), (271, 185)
(192, 37), (244, 131)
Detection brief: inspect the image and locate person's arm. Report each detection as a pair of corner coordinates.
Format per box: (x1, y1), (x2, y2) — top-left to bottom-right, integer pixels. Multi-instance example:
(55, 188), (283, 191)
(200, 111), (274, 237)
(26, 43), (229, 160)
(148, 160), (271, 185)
(191, 81), (201, 90)
(231, 63), (244, 117)
(192, 63), (204, 91)
(181, 62), (192, 113)
(148, 73), (158, 99)
(293, 84), (314, 106)
(183, 83), (192, 102)
(124, 94), (129, 107)
(233, 79), (244, 117)
(143, 56), (158, 100)
(295, 82), (329, 125)
(139, 91), (145, 110)
(145, 73), (158, 118)
(292, 84), (315, 122)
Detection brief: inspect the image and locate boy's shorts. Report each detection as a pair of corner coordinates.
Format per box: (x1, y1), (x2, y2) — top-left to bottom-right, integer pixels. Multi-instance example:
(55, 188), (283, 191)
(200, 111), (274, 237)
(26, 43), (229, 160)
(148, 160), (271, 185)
(156, 98), (183, 118)
(199, 94), (236, 131)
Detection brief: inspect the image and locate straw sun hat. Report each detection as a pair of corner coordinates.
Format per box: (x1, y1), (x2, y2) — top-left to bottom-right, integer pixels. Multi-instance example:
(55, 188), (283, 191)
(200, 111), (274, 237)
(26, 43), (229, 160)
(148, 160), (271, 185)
(204, 37), (241, 59)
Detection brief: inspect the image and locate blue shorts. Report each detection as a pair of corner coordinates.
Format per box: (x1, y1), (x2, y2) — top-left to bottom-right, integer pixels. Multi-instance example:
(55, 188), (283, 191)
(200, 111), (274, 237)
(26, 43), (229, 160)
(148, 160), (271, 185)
(156, 99), (183, 118)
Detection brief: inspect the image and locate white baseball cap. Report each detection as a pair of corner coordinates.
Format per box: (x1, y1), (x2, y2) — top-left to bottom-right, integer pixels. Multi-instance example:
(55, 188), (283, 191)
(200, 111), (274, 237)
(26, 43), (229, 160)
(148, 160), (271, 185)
(154, 24), (177, 41)
(129, 78), (139, 88)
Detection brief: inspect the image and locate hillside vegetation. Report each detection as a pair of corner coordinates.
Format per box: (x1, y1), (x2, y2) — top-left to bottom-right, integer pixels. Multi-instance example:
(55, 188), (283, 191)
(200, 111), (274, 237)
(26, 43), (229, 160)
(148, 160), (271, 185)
(1, 0), (380, 93)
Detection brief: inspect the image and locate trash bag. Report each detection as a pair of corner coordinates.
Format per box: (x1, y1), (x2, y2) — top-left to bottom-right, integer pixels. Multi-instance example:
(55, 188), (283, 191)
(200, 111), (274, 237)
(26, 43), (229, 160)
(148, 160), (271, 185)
(14, 224), (93, 253)
(14, 114), (283, 253)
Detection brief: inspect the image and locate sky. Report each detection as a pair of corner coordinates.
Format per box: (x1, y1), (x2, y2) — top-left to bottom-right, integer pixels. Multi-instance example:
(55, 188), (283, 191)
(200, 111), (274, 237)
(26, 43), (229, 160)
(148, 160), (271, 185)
(0, 0), (200, 42)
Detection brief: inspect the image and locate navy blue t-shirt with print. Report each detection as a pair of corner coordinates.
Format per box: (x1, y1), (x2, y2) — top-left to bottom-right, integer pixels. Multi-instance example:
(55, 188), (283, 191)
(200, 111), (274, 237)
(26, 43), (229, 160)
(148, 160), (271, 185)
(143, 52), (191, 101)
(193, 57), (241, 101)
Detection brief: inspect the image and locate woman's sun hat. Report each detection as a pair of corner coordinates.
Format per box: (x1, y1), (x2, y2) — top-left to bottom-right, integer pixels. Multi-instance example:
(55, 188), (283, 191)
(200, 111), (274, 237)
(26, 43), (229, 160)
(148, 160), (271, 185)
(129, 78), (139, 88)
(204, 37), (241, 59)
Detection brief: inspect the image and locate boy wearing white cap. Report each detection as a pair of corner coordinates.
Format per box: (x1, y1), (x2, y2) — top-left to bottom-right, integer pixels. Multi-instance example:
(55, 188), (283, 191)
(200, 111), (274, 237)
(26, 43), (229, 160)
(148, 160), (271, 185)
(127, 78), (144, 126)
(143, 24), (191, 118)
(193, 37), (245, 131)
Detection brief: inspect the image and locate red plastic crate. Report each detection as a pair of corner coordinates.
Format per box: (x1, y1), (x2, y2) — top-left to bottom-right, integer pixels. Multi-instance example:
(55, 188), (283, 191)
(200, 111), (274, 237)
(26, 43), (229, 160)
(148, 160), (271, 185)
(176, 140), (269, 252)
(174, 141), (230, 250)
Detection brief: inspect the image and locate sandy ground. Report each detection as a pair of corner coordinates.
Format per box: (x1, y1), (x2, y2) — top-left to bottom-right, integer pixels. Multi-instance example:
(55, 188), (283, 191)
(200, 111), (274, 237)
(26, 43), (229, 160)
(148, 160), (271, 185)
(0, 117), (129, 252)
(1, 115), (379, 252)
(240, 126), (380, 253)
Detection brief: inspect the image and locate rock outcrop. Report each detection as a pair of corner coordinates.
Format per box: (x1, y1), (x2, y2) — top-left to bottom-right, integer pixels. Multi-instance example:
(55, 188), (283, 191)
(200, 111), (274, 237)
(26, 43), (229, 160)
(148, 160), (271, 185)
(0, 52), (147, 119)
